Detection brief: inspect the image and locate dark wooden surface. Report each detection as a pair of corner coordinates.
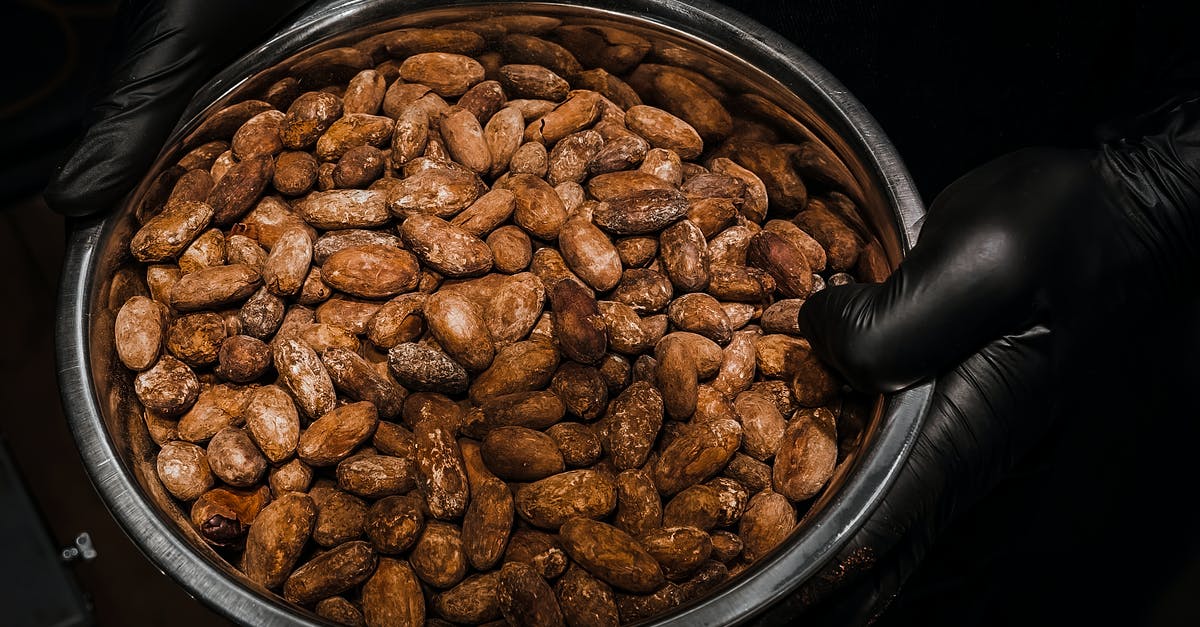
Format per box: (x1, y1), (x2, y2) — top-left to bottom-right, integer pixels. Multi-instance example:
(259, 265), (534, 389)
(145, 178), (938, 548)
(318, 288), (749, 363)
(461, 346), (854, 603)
(0, 197), (229, 626)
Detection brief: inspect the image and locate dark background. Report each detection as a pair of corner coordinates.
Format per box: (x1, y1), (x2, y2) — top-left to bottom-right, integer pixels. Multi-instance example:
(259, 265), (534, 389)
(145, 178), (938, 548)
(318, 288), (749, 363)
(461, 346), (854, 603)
(1, 0), (1198, 624)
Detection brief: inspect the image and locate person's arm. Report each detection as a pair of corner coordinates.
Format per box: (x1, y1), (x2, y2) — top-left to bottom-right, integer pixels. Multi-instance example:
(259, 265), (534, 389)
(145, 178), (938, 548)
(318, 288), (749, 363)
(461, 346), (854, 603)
(783, 94), (1200, 623)
(44, 0), (309, 217)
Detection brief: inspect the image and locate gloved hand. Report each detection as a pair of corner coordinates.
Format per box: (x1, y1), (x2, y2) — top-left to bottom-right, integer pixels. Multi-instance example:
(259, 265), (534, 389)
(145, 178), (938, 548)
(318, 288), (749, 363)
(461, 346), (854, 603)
(43, 0), (310, 218)
(773, 94), (1200, 624)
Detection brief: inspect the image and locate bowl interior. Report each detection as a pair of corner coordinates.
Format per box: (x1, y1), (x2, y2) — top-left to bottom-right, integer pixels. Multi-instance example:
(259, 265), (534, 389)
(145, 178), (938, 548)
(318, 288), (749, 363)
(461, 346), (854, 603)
(71, 2), (926, 625)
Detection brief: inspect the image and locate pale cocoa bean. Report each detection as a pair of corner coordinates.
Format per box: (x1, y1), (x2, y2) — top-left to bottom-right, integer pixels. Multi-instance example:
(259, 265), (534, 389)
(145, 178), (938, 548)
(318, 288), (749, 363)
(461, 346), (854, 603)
(400, 214), (493, 278)
(625, 106), (702, 159)
(297, 401), (378, 466)
(312, 298), (379, 335)
(399, 52), (485, 97)
(739, 489), (796, 561)
(558, 215), (622, 292)
(773, 407), (838, 502)
(414, 416), (470, 520)
(208, 157), (275, 225)
(241, 493), (316, 589)
(441, 107), (492, 174)
(457, 80), (506, 124)
(130, 200), (215, 263)
(487, 225), (533, 274)
(364, 495), (424, 553)
(178, 227), (226, 273)
(451, 188), (517, 237)
(283, 541), (377, 605)
(367, 293), (426, 349)
(515, 470), (617, 530)
(115, 296), (167, 371)
(497, 561), (565, 627)
(232, 109), (285, 160)
(338, 453), (417, 499)
(323, 347), (405, 419)
(316, 113), (395, 162)
(606, 381), (663, 471)
(343, 69), (386, 114)
(733, 391), (787, 461)
(496, 173), (567, 241)
(243, 384), (300, 463)
(156, 441), (213, 501)
(547, 130), (603, 186)
(269, 459), (314, 495)
(711, 329), (759, 399)
(535, 90), (601, 145)
(509, 140), (549, 176)
(321, 244), (420, 299)
(667, 293), (730, 345)
(274, 337), (337, 419)
(362, 558), (425, 627)
(236, 195), (316, 248)
(462, 477), (514, 570)
(386, 162), (484, 217)
(281, 91), (344, 149)
(485, 107), (526, 177)
(135, 355), (200, 416)
(550, 362), (608, 421)
(424, 290), (495, 373)
(312, 229), (403, 264)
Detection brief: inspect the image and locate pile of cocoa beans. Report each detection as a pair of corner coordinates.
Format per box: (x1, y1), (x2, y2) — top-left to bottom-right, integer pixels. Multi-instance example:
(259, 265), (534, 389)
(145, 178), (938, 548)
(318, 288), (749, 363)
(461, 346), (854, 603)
(112, 13), (887, 627)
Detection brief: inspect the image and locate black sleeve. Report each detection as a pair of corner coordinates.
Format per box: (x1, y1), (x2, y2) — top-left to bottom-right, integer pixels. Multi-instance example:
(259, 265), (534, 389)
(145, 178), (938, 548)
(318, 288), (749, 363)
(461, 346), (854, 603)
(720, 0), (1200, 196)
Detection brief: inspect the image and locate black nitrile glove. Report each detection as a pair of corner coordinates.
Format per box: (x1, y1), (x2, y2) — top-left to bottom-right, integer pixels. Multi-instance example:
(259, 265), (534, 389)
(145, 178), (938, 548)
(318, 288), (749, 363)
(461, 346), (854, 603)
(781, 94), (1200, 624)
(43, 0), (310, 218)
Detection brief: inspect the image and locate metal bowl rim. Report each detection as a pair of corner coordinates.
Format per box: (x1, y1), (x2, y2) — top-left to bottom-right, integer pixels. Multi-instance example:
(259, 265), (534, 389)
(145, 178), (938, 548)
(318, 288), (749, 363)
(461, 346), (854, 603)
(56, 1), (932, 625)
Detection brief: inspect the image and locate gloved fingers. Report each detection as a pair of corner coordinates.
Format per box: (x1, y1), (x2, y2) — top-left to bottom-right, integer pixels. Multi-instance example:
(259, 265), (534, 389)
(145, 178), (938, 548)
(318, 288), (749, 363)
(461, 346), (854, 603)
(44, 0), (309, 217)
(44, 1), (208, 217)
(798, 151), (1065, 392)
(841, 322), (1054, 565)
(773, 325), (1054, 626)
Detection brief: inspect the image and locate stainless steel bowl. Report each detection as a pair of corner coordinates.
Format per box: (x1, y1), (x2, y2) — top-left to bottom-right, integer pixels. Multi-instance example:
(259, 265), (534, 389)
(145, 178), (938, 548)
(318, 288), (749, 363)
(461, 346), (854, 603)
(57, 1), (931, 624)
